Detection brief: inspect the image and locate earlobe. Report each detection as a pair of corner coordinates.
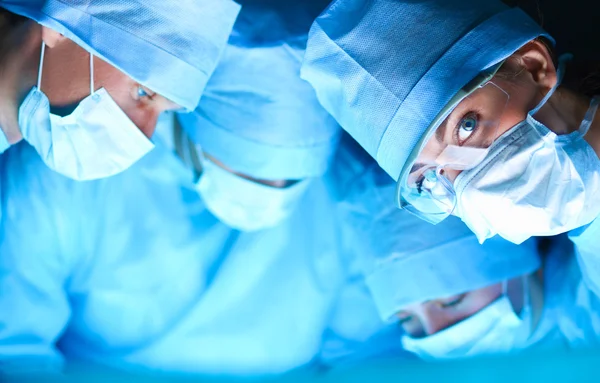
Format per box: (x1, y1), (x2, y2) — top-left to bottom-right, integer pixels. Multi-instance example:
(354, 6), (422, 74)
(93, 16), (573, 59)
(41, 26), (66, 48)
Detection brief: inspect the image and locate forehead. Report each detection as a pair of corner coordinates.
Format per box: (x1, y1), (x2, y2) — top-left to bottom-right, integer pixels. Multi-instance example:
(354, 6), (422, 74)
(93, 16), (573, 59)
(411, 81), (511, 165)
(95, 56), (184, 111)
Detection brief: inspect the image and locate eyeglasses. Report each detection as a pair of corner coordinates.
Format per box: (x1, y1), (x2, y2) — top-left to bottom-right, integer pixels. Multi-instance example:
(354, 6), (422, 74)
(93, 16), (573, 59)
(396, 66), (510, 224)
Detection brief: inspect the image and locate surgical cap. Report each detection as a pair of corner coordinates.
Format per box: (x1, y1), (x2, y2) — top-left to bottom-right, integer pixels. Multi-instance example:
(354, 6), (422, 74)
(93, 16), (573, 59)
(342, 171), (541, 322)
(178, 7), (341, 180)
(0, 0), (241, 111)
(301, 0), (551, 181)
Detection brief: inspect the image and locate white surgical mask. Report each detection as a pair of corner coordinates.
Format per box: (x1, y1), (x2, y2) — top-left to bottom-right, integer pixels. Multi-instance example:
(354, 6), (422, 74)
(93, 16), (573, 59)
(196, 158), (311, 232)
(401, 279), (532, 360)
(0, 130), (9, 154)
(454, 95), (600, 244)
(18, 43), (154, 180)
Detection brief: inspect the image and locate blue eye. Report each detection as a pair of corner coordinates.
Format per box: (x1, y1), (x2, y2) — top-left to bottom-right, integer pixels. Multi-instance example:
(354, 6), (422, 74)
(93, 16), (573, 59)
(461, 117), (476, 131)
(137, 87), (149, 98)
(457, 113), (478, 144)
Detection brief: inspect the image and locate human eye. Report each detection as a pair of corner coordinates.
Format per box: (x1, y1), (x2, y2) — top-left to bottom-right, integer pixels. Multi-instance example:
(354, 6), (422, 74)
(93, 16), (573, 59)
(454, 112), (479, 146)
(133, 85), (156, 102)
(438, 294), (466, 308)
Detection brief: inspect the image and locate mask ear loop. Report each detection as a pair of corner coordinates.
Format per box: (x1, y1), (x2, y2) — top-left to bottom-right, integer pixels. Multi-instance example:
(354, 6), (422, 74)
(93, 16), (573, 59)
(578, 96), (600, 137)
(529, 53), (573, 116)
(37, 42), (46, 91)
(90, 52), (99, 100)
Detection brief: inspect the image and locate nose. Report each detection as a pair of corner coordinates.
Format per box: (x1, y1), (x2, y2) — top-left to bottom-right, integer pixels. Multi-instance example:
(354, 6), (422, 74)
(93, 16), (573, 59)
(417, 303), (455, 336)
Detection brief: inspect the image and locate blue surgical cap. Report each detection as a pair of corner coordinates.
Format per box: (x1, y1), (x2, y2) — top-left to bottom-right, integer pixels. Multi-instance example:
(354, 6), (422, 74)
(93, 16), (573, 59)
(301, 0), (551, 181)
(342, 170), (541, 322)
(0, 0), (241, 111)
(178, 7), (341, 181)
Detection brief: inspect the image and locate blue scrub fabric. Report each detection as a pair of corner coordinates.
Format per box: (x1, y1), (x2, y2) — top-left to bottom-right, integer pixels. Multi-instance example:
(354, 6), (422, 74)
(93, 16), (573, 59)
(332, 135), (541, 322)
(301, 0), (549, 181)
(526, 234), (600, 351)
(0, 130), (345, 376)
(316, 135), (412, 368)
(0, 0), (240, 111)
(569, 218), (600, 299)
(178, 2), (340, 181)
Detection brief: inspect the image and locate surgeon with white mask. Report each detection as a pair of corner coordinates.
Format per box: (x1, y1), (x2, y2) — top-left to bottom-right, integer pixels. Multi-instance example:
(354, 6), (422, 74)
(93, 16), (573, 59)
(0, 1), (346, 377)
(339, 158), (600, 360)
(301, 0), (600, 248)
(396, 231), (600, 359)
(336, 160), (547, 360)
(0, 0), (240, 180)
(177, 9), (340, 232)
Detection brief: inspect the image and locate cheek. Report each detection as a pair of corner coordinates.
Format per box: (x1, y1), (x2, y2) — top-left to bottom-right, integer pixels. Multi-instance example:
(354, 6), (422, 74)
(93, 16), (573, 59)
(122, 105), (160, 138)
(467, 284), (502, 313)
(494, 79), (540, 137)
(496, 106), (528, 137)
(94, 69), (159, 138)
(41, 41), (90, 106)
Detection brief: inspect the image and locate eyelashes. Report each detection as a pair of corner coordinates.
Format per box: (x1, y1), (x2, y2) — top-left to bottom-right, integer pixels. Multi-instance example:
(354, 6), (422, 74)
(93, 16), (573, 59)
(133, 85), (156, 102)
(453, 111), (481, 146)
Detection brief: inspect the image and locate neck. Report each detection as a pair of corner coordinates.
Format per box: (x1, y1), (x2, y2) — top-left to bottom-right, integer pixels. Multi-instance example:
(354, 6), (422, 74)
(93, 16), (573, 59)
(534, 87), (591, 136)
(0, 21), (41, 144)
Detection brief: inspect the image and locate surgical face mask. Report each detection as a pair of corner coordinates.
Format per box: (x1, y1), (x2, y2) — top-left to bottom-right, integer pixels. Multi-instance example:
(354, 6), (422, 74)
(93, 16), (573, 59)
(454, 95), (600, 244)
(401, 279), (532, 360)
(0, 130), (9, 154)
(18, 43), (154, 181)
(196, 158), (311, 231)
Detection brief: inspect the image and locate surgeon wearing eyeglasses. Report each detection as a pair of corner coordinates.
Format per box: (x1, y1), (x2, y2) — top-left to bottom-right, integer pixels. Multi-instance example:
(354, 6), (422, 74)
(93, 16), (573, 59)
(301, 0), (600, 248)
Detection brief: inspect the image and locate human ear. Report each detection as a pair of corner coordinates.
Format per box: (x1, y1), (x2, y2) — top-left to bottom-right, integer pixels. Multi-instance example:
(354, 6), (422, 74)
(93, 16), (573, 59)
(513, 39), (558, 94)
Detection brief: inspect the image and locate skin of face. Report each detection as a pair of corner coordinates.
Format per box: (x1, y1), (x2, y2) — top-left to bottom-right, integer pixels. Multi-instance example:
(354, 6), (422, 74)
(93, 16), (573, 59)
(0, 24), (182, 145)
(0, 19), (41, 143)
(396, 277), (529, 339)
(412, 39), (599, 184)
(203, 152), (296, 189)
(40, 27), (182, 138)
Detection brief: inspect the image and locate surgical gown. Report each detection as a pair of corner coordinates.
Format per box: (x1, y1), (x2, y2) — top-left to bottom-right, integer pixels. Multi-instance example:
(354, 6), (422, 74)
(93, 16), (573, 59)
(0, 128), (345, 375)
(569, 218), (600, 299)
(521, 234), (600, 352)
(317, 134), (411, 367)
